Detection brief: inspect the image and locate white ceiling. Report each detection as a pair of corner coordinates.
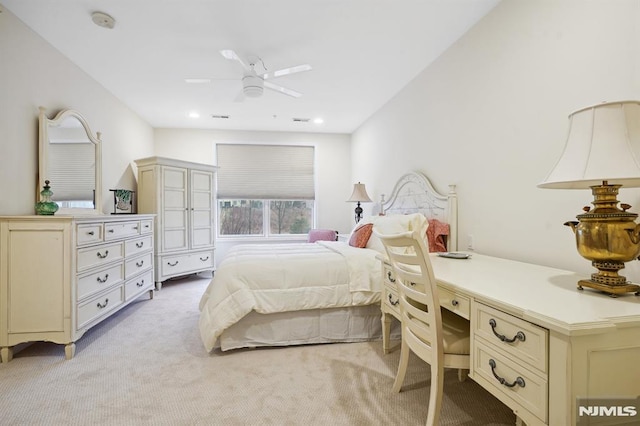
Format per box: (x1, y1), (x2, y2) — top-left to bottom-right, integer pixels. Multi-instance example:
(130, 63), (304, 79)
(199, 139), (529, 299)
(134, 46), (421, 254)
(2, 0), (499, 134)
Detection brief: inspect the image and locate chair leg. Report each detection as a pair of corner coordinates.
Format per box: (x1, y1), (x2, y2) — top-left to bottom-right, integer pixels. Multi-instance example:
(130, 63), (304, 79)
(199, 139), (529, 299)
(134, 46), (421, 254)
(457, 368), (468, 382)
(392, 337), (410, 393)
(425, 363), (445, 426)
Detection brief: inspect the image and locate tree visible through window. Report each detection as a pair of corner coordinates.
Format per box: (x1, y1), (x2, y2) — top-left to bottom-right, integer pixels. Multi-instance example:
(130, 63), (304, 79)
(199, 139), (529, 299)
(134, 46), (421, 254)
(216, 144), (315, 238)
(219, 199), (313, 236)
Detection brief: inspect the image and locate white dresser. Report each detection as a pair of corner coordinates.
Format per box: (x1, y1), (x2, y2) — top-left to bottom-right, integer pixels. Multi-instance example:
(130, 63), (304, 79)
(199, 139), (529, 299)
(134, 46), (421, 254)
(0, 214), (155, 362)
(135, 156), (217, 289)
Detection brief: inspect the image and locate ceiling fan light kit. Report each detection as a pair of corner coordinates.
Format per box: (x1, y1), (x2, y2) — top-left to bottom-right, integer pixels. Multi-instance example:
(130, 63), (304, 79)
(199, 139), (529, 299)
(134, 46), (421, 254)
(219, 49), (311, 100)
(242, 74), (264, 97)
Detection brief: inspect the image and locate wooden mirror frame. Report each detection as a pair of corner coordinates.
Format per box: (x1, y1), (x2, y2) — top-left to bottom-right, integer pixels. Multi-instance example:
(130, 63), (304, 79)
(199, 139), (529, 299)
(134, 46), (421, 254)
(38, 107), (103, 215)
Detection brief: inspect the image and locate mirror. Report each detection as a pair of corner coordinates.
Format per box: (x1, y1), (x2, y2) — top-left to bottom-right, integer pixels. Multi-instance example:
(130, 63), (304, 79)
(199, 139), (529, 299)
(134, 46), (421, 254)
(38, 107), (102, 215)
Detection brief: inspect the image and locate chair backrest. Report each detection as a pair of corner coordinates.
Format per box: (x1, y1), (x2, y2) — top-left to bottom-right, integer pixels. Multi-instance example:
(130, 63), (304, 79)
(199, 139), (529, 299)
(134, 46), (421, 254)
(376, 229), (444, 363)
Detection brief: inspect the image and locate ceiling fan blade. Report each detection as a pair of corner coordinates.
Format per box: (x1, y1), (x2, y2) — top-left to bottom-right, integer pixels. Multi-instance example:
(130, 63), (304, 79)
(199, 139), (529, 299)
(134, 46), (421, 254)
(220, 49), (251, 72)
(264, 81), (302, 98)
(184, 78), (212, 84)
(262, 64), (312, 80)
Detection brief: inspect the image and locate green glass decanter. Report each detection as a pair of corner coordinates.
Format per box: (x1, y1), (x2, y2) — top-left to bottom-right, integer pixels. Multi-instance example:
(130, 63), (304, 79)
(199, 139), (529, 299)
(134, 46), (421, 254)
(35, 180), (59, 215)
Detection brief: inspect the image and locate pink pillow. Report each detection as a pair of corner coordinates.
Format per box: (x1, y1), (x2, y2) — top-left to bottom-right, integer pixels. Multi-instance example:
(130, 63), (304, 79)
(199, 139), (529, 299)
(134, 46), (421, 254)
(308, 229), (338, 243)
(426, 219), (449, 252)
(349, 223), (373, 248)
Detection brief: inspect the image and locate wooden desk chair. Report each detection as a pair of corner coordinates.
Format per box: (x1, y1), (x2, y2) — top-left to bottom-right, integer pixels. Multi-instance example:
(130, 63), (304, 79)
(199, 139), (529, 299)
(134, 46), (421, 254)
(377, 229), (470, 426)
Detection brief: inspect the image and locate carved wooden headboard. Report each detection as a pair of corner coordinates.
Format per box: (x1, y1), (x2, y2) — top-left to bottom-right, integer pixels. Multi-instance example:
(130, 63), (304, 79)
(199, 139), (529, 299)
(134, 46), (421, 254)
(379, 171), (458, 251)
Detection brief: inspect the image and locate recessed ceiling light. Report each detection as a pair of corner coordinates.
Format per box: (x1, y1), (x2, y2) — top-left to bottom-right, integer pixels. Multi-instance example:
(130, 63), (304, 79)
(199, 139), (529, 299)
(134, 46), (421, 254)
(292, 117), (310, 123)
(188, 111), (200, 119)
(313, 118), (324, 124)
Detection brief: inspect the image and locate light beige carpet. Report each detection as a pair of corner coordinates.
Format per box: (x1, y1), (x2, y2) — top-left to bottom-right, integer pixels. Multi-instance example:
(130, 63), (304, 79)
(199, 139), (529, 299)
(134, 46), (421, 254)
(0, 274), (516, 425)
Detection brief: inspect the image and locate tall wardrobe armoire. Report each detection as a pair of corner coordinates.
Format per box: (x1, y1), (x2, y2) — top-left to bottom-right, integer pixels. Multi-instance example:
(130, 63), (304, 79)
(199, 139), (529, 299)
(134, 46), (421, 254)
(135, 157), (218, 289)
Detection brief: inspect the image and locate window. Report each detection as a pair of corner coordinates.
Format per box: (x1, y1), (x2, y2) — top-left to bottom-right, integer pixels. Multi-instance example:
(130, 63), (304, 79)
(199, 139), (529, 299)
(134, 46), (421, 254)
(216, 144), (315, 237)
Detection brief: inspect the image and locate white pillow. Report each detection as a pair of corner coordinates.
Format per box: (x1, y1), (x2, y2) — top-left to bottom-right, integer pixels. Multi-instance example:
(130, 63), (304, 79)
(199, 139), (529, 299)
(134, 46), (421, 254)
(349, 213), (428, 253)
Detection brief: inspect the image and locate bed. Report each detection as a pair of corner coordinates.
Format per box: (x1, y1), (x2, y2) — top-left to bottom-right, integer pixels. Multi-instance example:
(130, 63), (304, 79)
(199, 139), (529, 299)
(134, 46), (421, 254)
(198, 171), (458, 352)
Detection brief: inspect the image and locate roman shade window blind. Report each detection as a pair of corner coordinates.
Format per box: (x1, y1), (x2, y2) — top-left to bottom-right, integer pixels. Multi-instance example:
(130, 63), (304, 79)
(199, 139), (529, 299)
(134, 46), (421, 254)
(216, 144), (315, 199)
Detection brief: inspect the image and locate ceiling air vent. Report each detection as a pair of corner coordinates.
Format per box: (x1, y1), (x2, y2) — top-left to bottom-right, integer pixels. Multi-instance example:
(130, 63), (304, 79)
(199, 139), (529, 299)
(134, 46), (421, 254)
(292, 117), (310, 123)
(212, 115), (230, 119)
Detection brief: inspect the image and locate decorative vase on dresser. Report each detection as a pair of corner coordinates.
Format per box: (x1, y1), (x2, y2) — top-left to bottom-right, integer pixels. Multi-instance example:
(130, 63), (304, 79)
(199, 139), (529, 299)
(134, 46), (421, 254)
(134, 156), (217, 290)
(0, 214), (155, 362)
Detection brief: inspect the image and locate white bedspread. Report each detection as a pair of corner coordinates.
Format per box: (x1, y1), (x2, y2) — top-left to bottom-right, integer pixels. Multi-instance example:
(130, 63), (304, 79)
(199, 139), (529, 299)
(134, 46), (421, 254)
(198, 241), (382, 352)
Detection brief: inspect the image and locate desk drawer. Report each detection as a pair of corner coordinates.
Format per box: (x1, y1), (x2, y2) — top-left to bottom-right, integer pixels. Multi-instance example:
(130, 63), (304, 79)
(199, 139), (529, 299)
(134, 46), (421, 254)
(473, 339), (547, 422)
(474, 302), (548, 373)
(438, 286), (470, 319)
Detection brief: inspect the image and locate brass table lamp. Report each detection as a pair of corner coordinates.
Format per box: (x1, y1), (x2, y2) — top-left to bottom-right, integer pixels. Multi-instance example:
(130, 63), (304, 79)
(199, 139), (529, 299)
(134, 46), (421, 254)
(539, 100), (640, 297)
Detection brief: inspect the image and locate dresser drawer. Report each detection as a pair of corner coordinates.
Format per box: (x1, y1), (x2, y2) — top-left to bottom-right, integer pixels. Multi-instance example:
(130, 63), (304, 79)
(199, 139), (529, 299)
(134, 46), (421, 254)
(124, 270), (154, 301)
(161, 250), (214, 277)
(474, 302), (548, 373)
(77, 242), (124, 272)
(77, 263), (124, 300)
(140, 219), (153, 234)
(438, 286), (470, 319)
(473, 339), (547, 423)
(125, 252), (153, 279)
(76, 223), (103, 246)
(104, 221), (140, 241)
(77, 286), (124, 329)
(124, 235), (153, 258)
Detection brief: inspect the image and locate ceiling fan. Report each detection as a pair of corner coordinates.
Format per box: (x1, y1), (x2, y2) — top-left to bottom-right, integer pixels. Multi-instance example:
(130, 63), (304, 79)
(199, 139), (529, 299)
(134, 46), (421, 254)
(187, 49), (312, 101)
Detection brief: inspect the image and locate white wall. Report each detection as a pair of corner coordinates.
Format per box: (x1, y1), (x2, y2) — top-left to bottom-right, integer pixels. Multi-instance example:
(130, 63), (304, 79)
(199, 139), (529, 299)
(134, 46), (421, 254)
(153, 128), (353, 262)
(0, 7), (154, 215)
(352, 0), (640, 281)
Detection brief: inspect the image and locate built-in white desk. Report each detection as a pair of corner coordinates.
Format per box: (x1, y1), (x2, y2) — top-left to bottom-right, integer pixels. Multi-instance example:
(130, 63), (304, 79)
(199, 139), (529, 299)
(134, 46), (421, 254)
(381, 253), (640, 426)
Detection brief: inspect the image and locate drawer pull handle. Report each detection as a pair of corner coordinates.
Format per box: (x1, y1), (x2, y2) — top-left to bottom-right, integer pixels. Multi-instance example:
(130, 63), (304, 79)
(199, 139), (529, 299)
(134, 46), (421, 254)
(136, 280), (145, 288)
(488, 359), (526, 388)
(96, 250), (109, 259)
(108, 229), (115, 233)
(133, 225), (139, 230)
(144, 224), (150, 228)
(200, 256), (209, 261)
(87, 231), (95, 236)
(96, 274), (109, 283)
(136, 260), (144, 267)
(136, 241), (144, 248)
(388, 294), (399, 306)
(387, 271), (396, 283)
(451, 299), (459, 307)
(97, 298), (109, 309)
(167, 261), (179, 267)
(489, 319), (526, 343)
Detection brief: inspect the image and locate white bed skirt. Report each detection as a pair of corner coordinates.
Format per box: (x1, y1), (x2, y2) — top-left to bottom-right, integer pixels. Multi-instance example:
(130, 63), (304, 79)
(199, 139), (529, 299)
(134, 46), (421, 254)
(218, 304), (401, 351)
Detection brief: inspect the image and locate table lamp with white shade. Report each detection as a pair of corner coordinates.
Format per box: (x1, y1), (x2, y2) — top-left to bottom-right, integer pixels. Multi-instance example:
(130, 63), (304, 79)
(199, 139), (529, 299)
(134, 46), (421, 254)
(538, 100), (640, 297)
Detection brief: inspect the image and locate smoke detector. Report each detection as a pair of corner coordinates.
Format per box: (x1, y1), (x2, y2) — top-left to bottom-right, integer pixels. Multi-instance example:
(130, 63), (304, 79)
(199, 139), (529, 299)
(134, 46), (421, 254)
(91, 12), (116, 29)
